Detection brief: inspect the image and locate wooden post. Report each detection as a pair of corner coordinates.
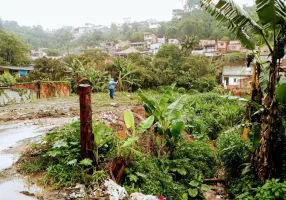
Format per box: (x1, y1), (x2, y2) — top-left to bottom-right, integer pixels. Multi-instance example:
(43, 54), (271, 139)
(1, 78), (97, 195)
(78, 84), (94, 160)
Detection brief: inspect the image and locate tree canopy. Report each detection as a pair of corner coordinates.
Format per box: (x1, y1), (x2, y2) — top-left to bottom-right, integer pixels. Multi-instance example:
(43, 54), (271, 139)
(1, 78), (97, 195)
(0, 30), (29, 66)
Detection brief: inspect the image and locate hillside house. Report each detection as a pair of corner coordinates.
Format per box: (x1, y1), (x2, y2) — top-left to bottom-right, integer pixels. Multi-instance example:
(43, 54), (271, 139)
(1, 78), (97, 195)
(222, 65), (252, 94)
(216, 40), (228, 52)
(157, 34), (166, 44)
(30, 50), (47, 60)
(193, 40), (217, 57)
(144, 33), (158, 48)
(168, 39), (180, 45)
(116, 47), (141, 56)
(116, 40), (131, 50)
(227, 40), (242, 52)
(150, 43), (162, 54)
(199, 40), (216, 48)
(0, 66), (34, 77)
(130, 42), (147, 49)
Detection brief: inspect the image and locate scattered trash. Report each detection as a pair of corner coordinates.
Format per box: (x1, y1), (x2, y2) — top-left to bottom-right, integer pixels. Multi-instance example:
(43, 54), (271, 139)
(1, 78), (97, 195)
(104, 179), (128, 200)
(130, 192), (158, 200)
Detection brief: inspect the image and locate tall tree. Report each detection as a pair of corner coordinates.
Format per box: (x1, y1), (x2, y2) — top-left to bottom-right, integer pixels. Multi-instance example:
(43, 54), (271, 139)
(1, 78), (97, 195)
(201, 0), (286, 181)
(0, 30), (29, 66)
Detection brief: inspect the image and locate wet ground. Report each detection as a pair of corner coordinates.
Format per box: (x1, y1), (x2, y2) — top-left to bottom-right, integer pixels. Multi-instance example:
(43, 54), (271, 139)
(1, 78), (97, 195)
(0, 93), (138, 199)
(0, 118), (76, 199)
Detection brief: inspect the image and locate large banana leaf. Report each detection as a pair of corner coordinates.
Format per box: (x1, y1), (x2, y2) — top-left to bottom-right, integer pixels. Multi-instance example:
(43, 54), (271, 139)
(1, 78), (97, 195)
(166, 95), (189, 121)
(256, 0), (286, 31)
(275, 77), (286, 104)
(201, 0), (264, 50)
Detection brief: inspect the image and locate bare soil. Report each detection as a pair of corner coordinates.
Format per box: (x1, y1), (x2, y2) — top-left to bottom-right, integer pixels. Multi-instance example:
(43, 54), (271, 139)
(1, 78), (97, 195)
(0, 92), (140, 199)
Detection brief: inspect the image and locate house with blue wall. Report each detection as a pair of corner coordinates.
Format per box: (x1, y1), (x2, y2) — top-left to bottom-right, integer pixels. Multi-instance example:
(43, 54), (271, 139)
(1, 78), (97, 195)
(0, 66), (34, 77)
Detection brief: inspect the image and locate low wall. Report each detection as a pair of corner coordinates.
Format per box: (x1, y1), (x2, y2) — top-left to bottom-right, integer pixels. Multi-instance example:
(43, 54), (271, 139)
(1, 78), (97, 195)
(0, 88), (36, 106)
(11, 81), (70, 99)
(39, 82), (70, 98)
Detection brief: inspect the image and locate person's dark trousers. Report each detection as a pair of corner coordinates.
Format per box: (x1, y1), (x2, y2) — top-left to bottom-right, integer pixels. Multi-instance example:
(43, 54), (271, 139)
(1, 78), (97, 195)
(109, 89), (115, 99)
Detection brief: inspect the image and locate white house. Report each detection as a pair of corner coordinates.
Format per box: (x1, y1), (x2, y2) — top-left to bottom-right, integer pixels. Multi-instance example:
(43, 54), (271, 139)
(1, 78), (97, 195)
(157, 34), (166, 44)
(168, 39), (180, 45)
(150, 43), (162, 54)
(144, 33), (158, 48)
(222, 66), (252, 89)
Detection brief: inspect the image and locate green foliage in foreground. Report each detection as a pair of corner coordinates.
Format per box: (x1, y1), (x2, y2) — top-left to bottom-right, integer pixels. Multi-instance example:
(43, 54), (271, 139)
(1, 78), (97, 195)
(19, 121), (111, 188)
(122, 141), (217, 199)
(216, 131), (250, 179)
(232, 178), (286, 200)
(18, 91), (252, 199)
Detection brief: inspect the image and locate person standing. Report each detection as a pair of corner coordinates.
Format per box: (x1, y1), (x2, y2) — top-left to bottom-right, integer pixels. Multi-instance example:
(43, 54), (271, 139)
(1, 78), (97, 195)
(108, 78), (118, 99)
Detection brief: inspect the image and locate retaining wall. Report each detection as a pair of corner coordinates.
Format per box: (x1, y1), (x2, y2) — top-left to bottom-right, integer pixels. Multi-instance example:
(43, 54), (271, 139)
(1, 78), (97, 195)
(11, 81), (71, 99)
(0, 88), (36, 106)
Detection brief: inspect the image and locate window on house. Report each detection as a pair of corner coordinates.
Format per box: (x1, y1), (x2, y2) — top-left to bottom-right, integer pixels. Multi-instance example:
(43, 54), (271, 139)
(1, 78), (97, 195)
(233, 78), (238, 83)
(0, 71), (4, 75)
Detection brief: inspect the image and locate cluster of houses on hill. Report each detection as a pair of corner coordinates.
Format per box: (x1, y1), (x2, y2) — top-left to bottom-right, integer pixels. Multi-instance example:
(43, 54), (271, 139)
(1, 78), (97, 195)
(3, 36), (286, 96)
(71, 9), (184, 39)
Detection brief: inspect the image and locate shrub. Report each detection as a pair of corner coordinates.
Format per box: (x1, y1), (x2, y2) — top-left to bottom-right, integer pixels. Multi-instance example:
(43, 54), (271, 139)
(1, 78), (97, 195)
(123, 157), (187, 199)
(184, 93), (246, 139)
(0, 73), (17, 86)
(19, 120), (115, 188)
(216, 131), (250, 179)
(171, 141), (218, 182)
(235, 179), (286, 200)
(177, 87), (186, 94)
(123, 140), (218, 199)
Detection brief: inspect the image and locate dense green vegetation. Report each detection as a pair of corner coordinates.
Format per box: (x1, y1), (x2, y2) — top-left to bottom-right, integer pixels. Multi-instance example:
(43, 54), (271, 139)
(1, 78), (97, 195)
(201, 0), (286, 199)
(0, 29), (30, 66)
(18, 45), (217, 93)
(3, 1), (286, 199)
(19, 89), (251, 199)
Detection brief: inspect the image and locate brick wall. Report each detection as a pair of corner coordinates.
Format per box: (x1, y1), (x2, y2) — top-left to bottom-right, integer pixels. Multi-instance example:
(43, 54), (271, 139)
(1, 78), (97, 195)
(10, 81), (70, 99)
(225, 77), (251, 96)
(39, 82), (70, 98)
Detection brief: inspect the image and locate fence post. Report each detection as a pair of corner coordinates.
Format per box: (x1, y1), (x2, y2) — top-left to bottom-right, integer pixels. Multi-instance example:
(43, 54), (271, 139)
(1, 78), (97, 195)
(78, 84), (94, 160)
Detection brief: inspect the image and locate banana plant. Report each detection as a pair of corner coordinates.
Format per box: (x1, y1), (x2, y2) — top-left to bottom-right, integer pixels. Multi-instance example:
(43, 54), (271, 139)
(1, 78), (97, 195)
(139, 85), (188, 156)
(201, 0), (286, 180)
(110, 57), (141, 91)
(122, 110), (154, 160)
(182, 173), (210, 199)
(92, 122), (114, 166)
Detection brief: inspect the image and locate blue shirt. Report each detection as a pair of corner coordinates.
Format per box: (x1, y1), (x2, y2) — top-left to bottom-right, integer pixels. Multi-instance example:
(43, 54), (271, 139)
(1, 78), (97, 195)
(108, 81), (117, 90)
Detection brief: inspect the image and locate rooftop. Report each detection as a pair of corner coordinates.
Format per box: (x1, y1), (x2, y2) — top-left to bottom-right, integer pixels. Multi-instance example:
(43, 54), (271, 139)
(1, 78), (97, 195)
(0, 66), (34, 71)
(223, 66), (252, 76)
(116, 47), (140, 55)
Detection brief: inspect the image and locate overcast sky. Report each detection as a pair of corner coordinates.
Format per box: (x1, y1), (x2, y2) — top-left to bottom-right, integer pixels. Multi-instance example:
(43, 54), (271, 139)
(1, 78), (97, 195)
(0, 0), (254, 30)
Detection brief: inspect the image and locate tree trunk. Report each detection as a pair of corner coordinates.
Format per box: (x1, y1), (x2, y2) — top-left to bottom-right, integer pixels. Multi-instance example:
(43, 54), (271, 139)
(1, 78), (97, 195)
(252, 58), (285, 181)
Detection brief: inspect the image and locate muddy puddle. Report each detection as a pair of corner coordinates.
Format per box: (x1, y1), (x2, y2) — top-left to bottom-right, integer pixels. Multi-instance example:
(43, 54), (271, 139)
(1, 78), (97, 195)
(0, 117), (77, 200)
(0, 179), (42, 200)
